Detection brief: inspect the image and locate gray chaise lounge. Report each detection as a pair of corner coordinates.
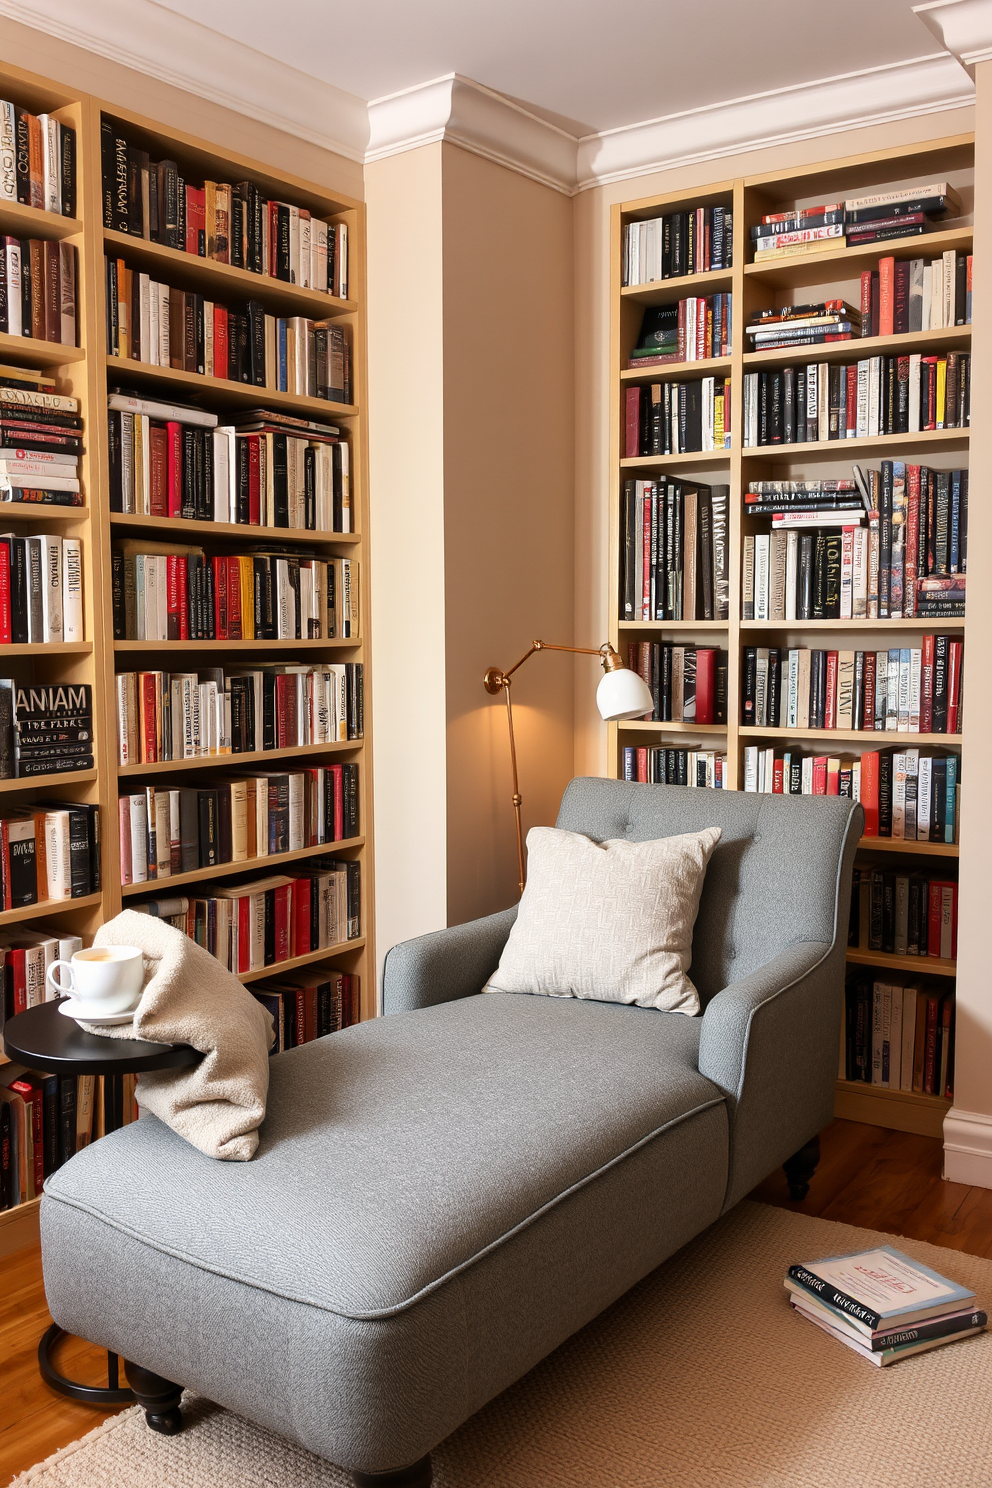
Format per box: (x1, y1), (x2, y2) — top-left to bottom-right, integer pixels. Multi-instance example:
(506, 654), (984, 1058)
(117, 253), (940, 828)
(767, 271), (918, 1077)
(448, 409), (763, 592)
(41, 780), (862, 1486)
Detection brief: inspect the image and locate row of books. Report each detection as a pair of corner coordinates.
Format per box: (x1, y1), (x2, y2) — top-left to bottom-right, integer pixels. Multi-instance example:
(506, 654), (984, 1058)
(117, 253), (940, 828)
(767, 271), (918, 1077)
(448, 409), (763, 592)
(0, 681), (93, 779)
(134, 856), (361, 974)
(750, 181), (962, 261)
(0, 532), (83, 643)
(0, 382), (83, 505)
(628, 296), (732, 367)
(108, 396), (352, 531)
(105, 257), (352, 402)
(621, 205), (733, 286)
(622, 375), (730, 455)
(861, 254), (971, 335)
(252, 969), (359, 1057)
(744, 746), (959, 845)
(0, 927), (82, 1028)
(743, 473), (967, 620)
(741, 353), (969, 446)
(850, 868), (957, 962)
(119, 764), (359, 884)
(741, 640), (963, 734)
(115, 663), (364, 765)
(0, 104), (75, 216)
(620, 479), (729, 621)
(0, 802), (100, 911)
(621, 747), (727, 788)
(785, 1244), (983, 1367)
(843, 975), (953, 1095)
(626, 643), (726, 725)
(111, 542), (359, 642)
(101, 121), (348, 296)
(1, 1066), (138, 1211)
(0, 239), (78, 344)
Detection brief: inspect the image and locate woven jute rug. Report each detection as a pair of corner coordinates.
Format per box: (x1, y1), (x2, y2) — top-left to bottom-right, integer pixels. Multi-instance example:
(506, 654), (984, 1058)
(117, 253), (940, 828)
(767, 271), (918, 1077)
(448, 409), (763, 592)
(12, 1201), (992, 1488)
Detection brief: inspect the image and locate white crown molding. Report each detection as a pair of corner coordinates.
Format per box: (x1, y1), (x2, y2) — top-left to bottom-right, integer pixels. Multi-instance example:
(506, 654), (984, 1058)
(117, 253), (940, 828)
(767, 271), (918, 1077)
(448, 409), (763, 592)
(915, 0), (992, 73)
(0, 0), (369, 160)
(366, 74), (578, 194)
(943, 1107), (992, 1188)
(575, 53), (973, 191)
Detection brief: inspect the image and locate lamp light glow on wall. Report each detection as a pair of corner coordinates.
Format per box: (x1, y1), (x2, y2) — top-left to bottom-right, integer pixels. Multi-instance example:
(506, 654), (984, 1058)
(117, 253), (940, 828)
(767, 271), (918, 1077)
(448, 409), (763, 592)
(483, 640), (653, 894)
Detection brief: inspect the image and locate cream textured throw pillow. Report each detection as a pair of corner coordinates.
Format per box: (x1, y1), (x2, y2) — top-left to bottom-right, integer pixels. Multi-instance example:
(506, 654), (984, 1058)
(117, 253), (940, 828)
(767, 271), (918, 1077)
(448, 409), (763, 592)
(488, 824), (722, 1015)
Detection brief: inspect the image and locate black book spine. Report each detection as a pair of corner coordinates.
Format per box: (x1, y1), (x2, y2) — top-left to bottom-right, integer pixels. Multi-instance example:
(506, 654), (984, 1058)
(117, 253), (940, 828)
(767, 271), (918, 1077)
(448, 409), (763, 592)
(60, 125), (76, 220)
(786, 1268), (882, 1330)
(100, 119), (115, 228)
(932, 634), (950, 732)
(113, 135), (129, 233)
(236, 437), (251, 524)
(741, 647), (757, 725)
(879, 753), (893, 837)
(782, 365), (795, 443)
(248, 300), (266, 387)
(14, 110), (30, 206)
(197, 790), (218, 867)
(767, 648), (781, 728)
(57, 1074), (76, 1169)
(276, 204), (291, 281)
(879, 461), (893, 618)
(181, 425), (197, 519)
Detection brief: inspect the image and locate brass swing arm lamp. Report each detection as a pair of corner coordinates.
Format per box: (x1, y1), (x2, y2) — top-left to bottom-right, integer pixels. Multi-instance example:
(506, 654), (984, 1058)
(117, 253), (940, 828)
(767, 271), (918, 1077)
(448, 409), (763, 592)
(483, 640), (653, 895)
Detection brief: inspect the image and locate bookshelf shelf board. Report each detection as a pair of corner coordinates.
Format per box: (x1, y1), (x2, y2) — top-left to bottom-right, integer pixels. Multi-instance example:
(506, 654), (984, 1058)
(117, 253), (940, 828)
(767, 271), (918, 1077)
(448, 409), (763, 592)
(114, 638), (359, 653)
(0, 201), (82, 240)
(238, 937), (366, 984)
(0, 769), (97, 794)
(620, 269), (733, 304)
(0, 502), (87, 521)
(740, 619), (966, 632)
(740, 726), (962, 744)
(0, 1193), (40, 1226)
(0, 891), (103, 929)
(835, 1078), (950, 1110)
(103, 228), (358, 320)
(621, 356), (732, 383)
(1, 642), (92, 656)
(743, 227), (974, 289)
(120, 836), (365, 897)
(102, 357), (357, 421)
(0, 331), (86, 368)
(117, 741), (361, 778)
(743, 325), (972, 369)
(858, 836), (959, 857)
(620, 450), (732, 470)
(741, 428), (969, 461)
(109, 512), (361, 545)
(617, 720), (728, 735)
(847, 947), (956, 975)
(619, 620), (729, 632)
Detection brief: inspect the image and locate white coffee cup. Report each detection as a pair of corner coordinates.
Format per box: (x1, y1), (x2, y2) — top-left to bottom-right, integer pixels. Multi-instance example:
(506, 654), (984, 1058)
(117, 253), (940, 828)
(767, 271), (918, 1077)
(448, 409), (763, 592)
(47, 945), (145, 1016)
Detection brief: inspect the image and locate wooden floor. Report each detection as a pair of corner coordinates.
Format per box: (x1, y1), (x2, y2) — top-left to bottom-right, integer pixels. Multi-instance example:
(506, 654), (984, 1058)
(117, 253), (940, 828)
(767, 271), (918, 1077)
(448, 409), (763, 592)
(2, 1117), (991, 1485)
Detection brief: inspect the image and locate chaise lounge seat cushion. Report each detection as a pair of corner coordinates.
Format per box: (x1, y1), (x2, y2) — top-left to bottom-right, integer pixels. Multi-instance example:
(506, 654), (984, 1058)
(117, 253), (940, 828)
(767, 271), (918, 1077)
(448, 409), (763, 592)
(42, 989), (729, 1470)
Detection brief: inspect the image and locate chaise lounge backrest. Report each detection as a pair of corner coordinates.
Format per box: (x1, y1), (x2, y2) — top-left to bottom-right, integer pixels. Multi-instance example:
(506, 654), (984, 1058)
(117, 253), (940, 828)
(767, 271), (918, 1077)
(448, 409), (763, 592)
(556, 778), (859, 1005)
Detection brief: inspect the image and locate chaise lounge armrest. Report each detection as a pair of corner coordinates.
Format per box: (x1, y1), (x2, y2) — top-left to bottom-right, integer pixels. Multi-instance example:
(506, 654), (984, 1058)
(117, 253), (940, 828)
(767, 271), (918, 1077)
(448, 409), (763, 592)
(381, 906), (518, 1014)
(697, 939), (840, 1211)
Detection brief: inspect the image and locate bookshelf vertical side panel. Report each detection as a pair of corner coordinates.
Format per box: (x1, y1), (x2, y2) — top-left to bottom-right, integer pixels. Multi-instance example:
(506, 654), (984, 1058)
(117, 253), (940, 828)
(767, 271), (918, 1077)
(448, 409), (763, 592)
(608, 202), (625, 785)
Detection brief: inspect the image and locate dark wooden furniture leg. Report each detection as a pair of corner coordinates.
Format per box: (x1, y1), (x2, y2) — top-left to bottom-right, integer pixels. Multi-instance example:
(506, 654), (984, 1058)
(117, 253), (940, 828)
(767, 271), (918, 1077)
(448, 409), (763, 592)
(783, 1133), (821, 1201)
(124, 1360), (185, 1435)
(352, 1455), (433, 1487)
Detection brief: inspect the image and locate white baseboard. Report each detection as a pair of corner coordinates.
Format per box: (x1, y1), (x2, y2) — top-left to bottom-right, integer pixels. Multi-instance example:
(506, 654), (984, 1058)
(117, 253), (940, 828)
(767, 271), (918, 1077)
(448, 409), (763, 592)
(943, 1107), (992, 1188)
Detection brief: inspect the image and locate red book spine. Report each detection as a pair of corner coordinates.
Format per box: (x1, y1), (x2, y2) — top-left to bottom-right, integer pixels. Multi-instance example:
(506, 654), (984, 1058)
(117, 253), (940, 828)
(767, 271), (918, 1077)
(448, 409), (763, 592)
(11, 1079), (43, 1195)
(920, 633), (935, 733)
(9, 947), (26, 1015)
(274, 883), (291, 961)
(212, 555), (228, 638)
(943, 883), (958, 959)
(862, 651), (876, 731)
(185, 186), (198, 254)
(923, 994), (940, 1092)
(214, 305), (229, 381)
(947, 640), (963, 733)
(248, 435), (261, 525)
(860, 270), (872, 333)
(677, 300), (686, 361)
(226, 556), (242, 639)
(624, 386), (641, 458)
(292, 877), (311, 957)
(330, 763), (344, 840)
(772, 758), (784, 794)
(166, 421), (182, 517)
(166, 555), (180, 640)
(845, 366), (857, 431)
(811, 756), (827, 795)
(925, 358), (938, 430)
(927, 882), (942, 958)
(0, 542), (10, 643)
(696, 298), (706, 359)
(695, 647), (716, 724)
(636, 746), (648, 783)
(642, 494), (651, 620)
(825, 651), (838, 729)
(275, 675), (291, 748)
(238, 895), (251, 974)
(139, 673), (158, 763)
(176, 557), (188, 640)
(860, 751), (880, 835)
(878, 256), (895, 337)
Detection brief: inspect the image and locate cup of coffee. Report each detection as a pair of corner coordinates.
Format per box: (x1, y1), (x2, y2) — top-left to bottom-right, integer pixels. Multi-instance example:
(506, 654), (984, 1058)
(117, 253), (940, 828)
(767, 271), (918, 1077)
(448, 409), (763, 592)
(47, 946), (144, 1016)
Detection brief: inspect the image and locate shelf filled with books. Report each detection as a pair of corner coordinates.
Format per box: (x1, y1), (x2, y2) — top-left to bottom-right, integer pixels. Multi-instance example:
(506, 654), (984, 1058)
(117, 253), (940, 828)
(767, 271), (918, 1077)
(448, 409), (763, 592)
(610, 134), (974, 1137)
(0, 61), (372, 1244)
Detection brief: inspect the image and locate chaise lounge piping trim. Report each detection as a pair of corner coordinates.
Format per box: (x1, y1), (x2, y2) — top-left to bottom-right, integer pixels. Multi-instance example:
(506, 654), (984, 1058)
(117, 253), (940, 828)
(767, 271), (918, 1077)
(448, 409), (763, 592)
(42, 1093), (727, 1321)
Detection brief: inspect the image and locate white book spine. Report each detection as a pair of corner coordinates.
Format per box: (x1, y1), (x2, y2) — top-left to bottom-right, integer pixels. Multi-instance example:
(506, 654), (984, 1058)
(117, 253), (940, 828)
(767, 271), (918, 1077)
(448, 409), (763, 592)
(139, 273), (151, 364)
(856, 361), (869, 439)
(909, 647), (922, 732)
(888, 979), (903, 1089)
(868, 358), (880, 437)
(754, 534), (770, 621)
(0, 102), (16, 201)
(61, 537), (83, 641)
(787, 649), (799, 729)
(840, 529), (854, 619)
(852, 527), (867, 618)
(930, 259), (943, 329)
(943, 249), (956, 327)
(908, 354), (921, 433)
(5, 241), (21, 335)
(784, 531), (798, 622)
(39, 535), (64, 641)
(917, 755), (932, 841)
(129, 793), (149, 883)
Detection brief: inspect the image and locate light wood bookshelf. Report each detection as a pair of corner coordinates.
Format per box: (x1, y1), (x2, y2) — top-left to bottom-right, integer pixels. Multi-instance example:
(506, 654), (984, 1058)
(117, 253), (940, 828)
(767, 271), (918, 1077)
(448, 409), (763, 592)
(0, 60), (373, 1250)
(610, 134), (972, 1139)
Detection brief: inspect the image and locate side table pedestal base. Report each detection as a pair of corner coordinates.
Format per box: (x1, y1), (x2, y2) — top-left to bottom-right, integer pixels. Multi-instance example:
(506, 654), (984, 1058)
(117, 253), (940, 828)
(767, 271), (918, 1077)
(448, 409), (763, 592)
(38, 1324), (136, 1406)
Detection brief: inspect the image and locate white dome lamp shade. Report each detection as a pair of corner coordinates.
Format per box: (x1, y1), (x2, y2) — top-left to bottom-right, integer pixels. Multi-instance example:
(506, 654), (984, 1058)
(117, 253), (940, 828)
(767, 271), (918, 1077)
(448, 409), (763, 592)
(596, 649), (654, 721)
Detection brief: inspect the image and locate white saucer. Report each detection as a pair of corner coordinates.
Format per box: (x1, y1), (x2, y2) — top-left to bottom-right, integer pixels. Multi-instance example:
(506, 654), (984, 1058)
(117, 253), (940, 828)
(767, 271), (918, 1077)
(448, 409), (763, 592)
(57, 998), (138, 1027)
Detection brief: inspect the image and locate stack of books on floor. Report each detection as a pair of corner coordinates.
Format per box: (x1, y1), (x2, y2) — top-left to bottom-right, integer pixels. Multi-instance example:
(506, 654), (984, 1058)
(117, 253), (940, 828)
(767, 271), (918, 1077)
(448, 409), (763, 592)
(628, 297), (732, 367)
(0, 376), (83, 504)
(621, 204), (733, 285)
(251, 968), (360, 1055)
(842, 975), (955, 1095)
(1, 530), (83, 642)
(0, 680), (94, 779)
(786, 1246), (984, 1365)
(746, 300), (858, 351)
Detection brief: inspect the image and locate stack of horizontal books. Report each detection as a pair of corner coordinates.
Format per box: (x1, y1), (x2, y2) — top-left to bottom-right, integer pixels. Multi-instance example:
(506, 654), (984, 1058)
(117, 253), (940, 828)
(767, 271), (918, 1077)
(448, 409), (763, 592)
(786, 1245), (985, 1366)
(746, 300), (860, 352)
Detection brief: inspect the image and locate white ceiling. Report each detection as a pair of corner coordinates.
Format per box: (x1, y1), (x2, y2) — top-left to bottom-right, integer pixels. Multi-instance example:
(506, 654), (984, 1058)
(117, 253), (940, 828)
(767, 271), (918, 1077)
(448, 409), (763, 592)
(151, 0), (946, 136)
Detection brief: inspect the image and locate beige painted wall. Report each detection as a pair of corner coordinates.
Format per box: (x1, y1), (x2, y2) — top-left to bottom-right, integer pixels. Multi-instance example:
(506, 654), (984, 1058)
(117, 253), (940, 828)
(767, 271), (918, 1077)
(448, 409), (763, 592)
(441, 145), (575, 926)
(0, 14), (363, 199)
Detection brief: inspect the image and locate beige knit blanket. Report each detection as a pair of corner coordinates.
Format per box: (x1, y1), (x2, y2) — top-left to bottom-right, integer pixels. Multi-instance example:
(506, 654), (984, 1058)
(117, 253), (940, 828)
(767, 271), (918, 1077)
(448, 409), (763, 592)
(77, 910), (274, 1161)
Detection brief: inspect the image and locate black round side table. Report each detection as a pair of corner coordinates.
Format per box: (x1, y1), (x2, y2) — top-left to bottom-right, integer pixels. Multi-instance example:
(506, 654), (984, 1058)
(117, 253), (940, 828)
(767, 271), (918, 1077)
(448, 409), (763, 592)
(3, 999), (202, 1408)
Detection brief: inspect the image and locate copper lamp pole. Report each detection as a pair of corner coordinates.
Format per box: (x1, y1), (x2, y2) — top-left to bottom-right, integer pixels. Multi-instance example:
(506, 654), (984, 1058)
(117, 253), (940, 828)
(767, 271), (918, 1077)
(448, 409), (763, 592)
(484, 641), (627, 894)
